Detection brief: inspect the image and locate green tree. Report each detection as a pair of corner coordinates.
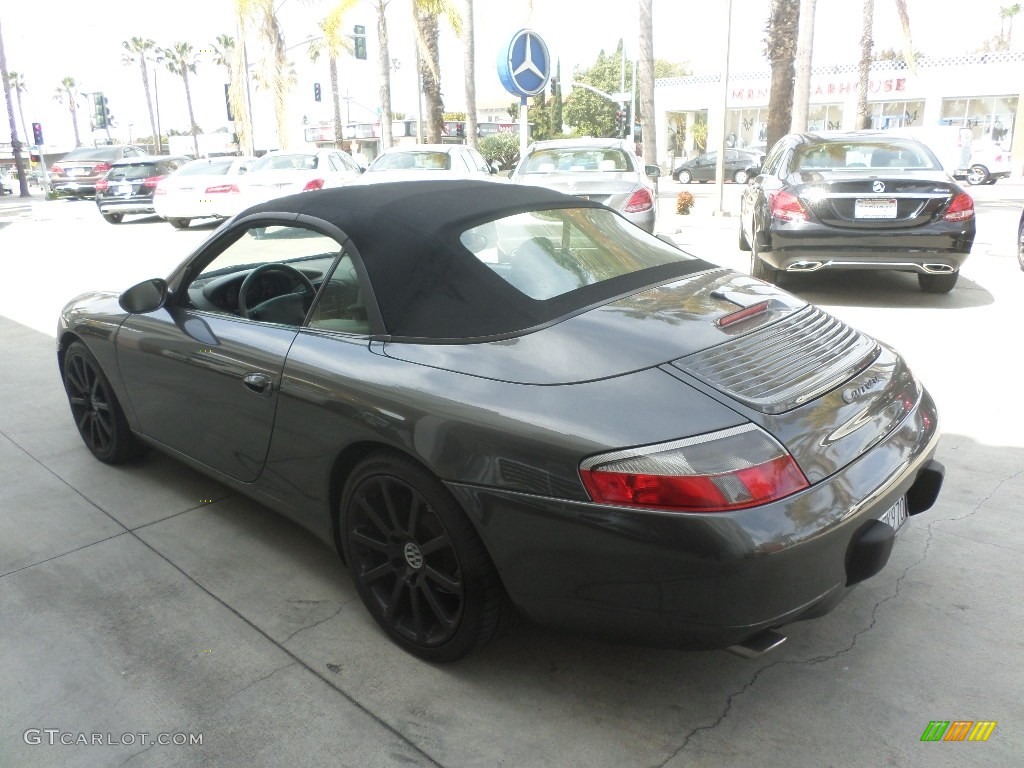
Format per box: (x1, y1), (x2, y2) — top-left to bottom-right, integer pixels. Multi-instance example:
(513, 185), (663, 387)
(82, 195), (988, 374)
(211, 33), (252, 155)
(479, 132), (519, 169)
(53, 76), (82, 147)
(563, 42), (630, 138)
(161, 42), (200, 156)
(121, 37), (161, 154)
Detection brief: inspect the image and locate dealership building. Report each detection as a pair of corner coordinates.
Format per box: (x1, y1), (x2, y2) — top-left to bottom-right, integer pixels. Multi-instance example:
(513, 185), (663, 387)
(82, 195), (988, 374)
(654, 50), (1024, 174)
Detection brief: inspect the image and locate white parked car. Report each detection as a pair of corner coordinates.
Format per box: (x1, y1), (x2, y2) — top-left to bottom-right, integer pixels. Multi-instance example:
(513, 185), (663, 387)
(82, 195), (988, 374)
(885, 125), (1012, 185)
(356, 144), (499, 183)
(154, 156), (254, 229)
(214, 149), (363, 217)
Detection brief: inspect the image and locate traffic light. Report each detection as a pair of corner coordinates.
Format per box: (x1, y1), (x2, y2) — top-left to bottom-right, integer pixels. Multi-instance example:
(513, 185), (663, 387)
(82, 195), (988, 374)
(615, 110), (625, 136)
(313, 82), (322, 102)
(32, 122), (44, 146)
(92, 93), (113, 129)
(353, 25), (367, 60)
(549, 76), (557, 96)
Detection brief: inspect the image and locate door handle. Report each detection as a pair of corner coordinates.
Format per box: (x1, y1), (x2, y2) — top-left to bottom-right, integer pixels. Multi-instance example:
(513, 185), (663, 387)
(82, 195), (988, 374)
(242, 372), (274, 396)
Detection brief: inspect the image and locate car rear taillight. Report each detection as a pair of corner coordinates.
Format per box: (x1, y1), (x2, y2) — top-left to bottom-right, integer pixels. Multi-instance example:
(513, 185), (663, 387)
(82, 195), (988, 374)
(92, 162), (112, 174)
(142, 175), (163, 188)
(943, 192), (974, 222)
(205, 184), (240, 194)
(95, 179), (109, 192)
(579, 424), (809, 512)
(624, 188), (653, 213)
(769, 190), (809, 222)
(51, 164), (63, 175)
(302, 178), (325, 191)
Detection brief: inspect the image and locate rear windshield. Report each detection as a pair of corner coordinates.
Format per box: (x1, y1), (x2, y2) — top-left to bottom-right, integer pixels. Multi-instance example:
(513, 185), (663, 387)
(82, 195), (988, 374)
(62, 148), (120, 162)
(107, 163), (161, 180)
(251, 154), (318, 171)
(177, 159), (234, 176)
(793, 140), (939, 171)
(371, 151), (452, 171)
(521, 148), (632, 174)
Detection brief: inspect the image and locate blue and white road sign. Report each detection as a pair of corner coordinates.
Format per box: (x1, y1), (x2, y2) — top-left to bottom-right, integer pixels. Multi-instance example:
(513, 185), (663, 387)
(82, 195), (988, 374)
(497, 29), (551, 98)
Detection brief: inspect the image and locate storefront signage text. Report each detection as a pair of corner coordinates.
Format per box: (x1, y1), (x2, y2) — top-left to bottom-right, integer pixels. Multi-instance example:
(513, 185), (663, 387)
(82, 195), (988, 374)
(731, 78), (907, 103)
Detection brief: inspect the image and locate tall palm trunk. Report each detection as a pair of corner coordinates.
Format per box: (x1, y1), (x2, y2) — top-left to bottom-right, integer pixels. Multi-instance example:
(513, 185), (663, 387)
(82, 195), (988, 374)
(0, 21), (29, 195)
(139, 57), (159, 154)
(329, 53), (343, 149)
(463, 0), (477, 149)
(68, 97), (82, 147)
(856, 0), (874, 130)
(765, 0), (800, 149)
(14, 90), (29, 153)
(229, 27), (251, 155)
(792, 0), (816, 131)
(376, 3), (393, 149)
(181, 69), (200, 156)
(415, 5), (443, 143)
(638, 0), (656, 164)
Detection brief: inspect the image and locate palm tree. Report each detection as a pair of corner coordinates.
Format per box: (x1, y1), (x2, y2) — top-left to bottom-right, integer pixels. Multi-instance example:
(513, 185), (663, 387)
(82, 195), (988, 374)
(792, 0), (817, 131)
(463, 0), (478, 149)
(161, 42), (200, 156)
(252, 0), (292, 150)
(637, 0), (656, 164)
(1000, 3), (1022, 46)
(855, 1), (915, 129)
(53, 76), (82, 147)
(121, 37), (161, 154)
(5, 71), (29, 151)
(764, 0), (800, 149)
(1, 20), (29, 195)
(211, 33), (252, 156)
(310, 0), (359, 150)
(412, 0), (462, 143)
(371, 1), (394, 150)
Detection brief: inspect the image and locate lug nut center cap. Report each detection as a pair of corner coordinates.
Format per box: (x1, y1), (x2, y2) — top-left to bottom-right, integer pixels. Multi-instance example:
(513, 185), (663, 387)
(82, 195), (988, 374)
(403, 542), (424, 570)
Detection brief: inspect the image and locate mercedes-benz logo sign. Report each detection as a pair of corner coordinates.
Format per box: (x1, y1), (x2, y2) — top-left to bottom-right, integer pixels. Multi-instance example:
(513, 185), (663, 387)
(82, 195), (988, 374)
(872, 180), (886, 193)
(497, 29), (550, 98)
(403, 542), (424, 570)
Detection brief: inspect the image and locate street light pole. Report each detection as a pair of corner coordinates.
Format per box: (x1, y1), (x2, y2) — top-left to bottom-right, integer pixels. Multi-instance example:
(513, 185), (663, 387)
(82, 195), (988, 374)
(713, 0), (734, 216)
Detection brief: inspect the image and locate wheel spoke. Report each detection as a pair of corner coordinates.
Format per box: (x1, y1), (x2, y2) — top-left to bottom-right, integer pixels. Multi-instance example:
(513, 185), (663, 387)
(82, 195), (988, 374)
(378, 478), (401, 531)
(67, 360), (87, 394)
(383, 577), (405, 622)
(423, 565), (461, 594)
(358, 498), (392, 537)
(419, 580), (456, 629)
(351, 529), (388, 553)
(76, 411), (91, 435)
(361, 561), (395, 584)
(409, 583), (426, 642)
(94, 400), (111, 413)
(419, 533), (451, 557)
(407, 497), (423, 538)
(93, 414), (113, 439)
(68, 396), (87, 408)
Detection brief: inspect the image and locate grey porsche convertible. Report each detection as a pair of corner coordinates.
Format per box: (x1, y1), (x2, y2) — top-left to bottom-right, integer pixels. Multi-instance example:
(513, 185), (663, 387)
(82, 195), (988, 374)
(58, 180), (944, 662)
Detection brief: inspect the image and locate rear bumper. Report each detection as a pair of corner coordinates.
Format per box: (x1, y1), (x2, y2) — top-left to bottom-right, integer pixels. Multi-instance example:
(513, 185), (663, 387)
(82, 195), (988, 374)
(447, 388), (941, 650)
(51, 181), (98, 197)
(97, 197), (156, 215)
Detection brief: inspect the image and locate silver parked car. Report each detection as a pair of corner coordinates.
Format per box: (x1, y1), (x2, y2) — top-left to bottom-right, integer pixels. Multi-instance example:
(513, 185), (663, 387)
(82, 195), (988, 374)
(357, 144), (499, 183)
(510, 138), (660, 233)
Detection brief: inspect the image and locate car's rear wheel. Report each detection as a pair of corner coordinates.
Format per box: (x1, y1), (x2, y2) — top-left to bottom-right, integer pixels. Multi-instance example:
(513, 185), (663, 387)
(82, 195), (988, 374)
(62, 341), (143, 464)
(168, 218), (191, 229)
(965, 165), (989, 185)
(677, 170), (692, 184)
(733, 169), (749, 184)
(102, 213), (124, 224)
(340, 453), (512, 662)
(918, 271), (959, 293)
(749, 230), (780, 284)
(738, 221), (751, 251)
(1017, 219), (1024, 271)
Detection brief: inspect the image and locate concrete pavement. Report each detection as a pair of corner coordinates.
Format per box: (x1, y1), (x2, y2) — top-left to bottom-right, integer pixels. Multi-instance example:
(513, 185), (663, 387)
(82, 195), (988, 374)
(1, 197), (1022, 767)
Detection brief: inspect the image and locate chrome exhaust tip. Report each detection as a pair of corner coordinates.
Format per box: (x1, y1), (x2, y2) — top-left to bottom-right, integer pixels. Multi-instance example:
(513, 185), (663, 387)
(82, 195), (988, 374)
(726, 629), (788, 658)
(922, 263), (955, 274)
(787, 261), (823, 272)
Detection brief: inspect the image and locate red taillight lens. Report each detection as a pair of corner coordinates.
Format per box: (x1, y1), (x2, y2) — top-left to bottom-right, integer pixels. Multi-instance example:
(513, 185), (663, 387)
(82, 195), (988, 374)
(51, 164), (63, 175)
(579, 425), (809, 512)
(302, 178), (325, 191)
(142, 175), (163, 188)
(624, 188), (653, 213)
(943, 192), (974, 222)
(205, 184), (240, 194)
(769, 190), (809, 222)
(95, 179), (109, 192)
(92, 162), (112, 174)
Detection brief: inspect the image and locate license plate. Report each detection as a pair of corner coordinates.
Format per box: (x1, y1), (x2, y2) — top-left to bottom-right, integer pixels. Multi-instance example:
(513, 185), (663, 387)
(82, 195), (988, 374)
(67, 168), (85, 177)
(855, 198), (897, 219)
(115, 183), (132, 196)
(575, 194), (590, 201)
(878, 496), (908, 533)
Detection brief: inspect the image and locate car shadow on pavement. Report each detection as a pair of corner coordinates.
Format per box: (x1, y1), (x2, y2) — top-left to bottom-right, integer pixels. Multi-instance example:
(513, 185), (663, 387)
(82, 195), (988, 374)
(779, 269), (994, 309)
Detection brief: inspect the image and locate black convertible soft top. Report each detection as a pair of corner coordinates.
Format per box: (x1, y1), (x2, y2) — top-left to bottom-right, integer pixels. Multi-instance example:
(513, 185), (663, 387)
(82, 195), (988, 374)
(245, 180), (711, 341)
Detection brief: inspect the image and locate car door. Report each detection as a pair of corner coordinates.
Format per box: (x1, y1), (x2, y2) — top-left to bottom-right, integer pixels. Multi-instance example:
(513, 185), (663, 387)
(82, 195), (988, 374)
(694, 152), (716, 181)
(116, 219), (344, 482)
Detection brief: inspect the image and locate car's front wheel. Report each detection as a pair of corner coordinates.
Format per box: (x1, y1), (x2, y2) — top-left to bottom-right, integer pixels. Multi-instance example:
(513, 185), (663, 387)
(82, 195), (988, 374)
(677, 170), (692, 184)
(918, 271), (959, 293)
(965, 165), (990, 185)
(340, 453), (513, 662)
(102, 212), (124, 224)
(750, 229), (780, 284)
(62, 341), (143, 464)
(168, 218), (191, 229)
(1017, 219), (1024, 271)
(733, 169), (749, 184)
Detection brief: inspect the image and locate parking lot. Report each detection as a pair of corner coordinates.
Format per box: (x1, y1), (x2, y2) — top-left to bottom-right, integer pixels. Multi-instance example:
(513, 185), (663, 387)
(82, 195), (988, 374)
(1, 187), (1022, 767)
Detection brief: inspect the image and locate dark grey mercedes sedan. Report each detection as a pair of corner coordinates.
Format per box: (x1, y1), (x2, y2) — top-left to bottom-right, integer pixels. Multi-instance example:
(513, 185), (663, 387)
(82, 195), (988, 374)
(58, 181), (944, 661)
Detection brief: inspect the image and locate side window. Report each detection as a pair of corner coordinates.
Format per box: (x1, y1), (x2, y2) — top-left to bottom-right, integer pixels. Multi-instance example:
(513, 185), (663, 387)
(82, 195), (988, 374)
(328, 154), (343, 172)
(183, 225), (343, 327)
(307, 248), (371, 335)
(339, 152), (360, 172)
(761, 142), (787, 176)
(468, 149), (490, 173)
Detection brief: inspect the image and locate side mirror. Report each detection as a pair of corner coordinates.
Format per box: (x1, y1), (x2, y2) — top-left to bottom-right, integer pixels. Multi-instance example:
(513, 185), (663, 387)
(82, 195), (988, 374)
(119, 278), (168, 314)
(644, 164), (661, 180)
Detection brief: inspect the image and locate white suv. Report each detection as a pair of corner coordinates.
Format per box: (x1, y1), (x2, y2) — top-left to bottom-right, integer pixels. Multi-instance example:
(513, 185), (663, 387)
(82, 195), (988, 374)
(959, 141), (1012, 186)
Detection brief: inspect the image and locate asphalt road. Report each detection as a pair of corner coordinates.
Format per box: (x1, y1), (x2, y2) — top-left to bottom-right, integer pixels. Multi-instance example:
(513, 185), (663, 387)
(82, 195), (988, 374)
(1, 187), (1022, 767)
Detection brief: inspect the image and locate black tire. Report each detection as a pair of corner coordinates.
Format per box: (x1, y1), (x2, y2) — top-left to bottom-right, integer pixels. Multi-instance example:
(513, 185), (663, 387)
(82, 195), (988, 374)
(733, 169), (749, 184)
(102, 212), (124, 224)
(168, 218), (191, 229)
(918, 271), (959, 293)
(340, 453), (512, 662)
(750, 229), (780, 284)
(738, 220), (751, 251)
(62, 341), (144, 464)
(677, 170), (692, 184)
(1017, 220), (1024, 272)
(965, 165), (989, 186)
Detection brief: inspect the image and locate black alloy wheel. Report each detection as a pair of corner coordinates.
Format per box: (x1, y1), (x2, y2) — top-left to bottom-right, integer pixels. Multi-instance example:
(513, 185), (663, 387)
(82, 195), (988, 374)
(168, 218), (191, 229)
(341, 454), (511, 662)
(102, 212), (124, 224)
(1017, 219), (1024, 271)
(63, 342), (142, 463)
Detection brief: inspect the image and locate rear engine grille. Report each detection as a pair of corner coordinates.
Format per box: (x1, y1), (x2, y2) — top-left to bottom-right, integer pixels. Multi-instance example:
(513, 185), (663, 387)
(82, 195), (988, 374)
(673, 305), (879, 414)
